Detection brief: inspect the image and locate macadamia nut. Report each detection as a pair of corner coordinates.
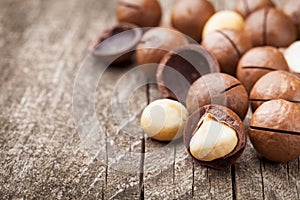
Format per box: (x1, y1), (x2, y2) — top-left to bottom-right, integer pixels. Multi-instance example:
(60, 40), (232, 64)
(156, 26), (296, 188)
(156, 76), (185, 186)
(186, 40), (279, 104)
(140, 99), (188, 141)
(189, 114), (238, 161)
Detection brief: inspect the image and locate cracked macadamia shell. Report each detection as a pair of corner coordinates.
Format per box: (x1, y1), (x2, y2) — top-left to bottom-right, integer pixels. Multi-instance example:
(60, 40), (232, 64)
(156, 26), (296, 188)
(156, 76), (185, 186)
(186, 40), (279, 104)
(284, 41), (300, 77)
(184, 104), (246, 169)
(250, 71), (300, 111)
(171, 0), (215, 41)
(236, 46), (289, 93)
(245, 8), (297, 47)
(202, 29), (252, 76)
(116, 0), (162, 27)
(235, 0), (275, 18)
(249, 99), (300, 162)
(156, 44), (219, 103)
(186, 73), (249, 120)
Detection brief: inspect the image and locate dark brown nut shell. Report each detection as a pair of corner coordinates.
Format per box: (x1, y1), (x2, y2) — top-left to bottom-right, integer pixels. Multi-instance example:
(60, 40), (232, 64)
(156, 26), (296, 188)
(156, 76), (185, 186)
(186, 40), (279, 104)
(202, 29), (252, 76)
(184, 104), (247, 169)
(249, 99), (300, 162)
(116, 0), (162, 27)
(91, 23), (142, 64)
(283, 0), (300, 39)
(235, 0), (275, 18)
(236, 46), (289, 93)
(245, 8), (297, 47)
(136, 27), (188, 79)
(171, 0), (215, 42)
(186, 73), (249, 120)
(250, 70), (300, 111)
(156, 44), (220, 103)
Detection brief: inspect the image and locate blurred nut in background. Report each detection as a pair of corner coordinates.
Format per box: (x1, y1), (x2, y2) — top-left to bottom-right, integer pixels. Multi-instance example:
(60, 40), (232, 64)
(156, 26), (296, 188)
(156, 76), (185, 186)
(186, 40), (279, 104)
(235, 0), (275, 18)
(136, 27), (188, 80)
(249, 99), (300, 162)
(157, 44), (220, 103)
(202, 29), (252, 76)
(186, 73), (249, 120)
(250, 70), (300, 111)
(116, 0), (162, 27)
(283, 0), (300, 39)
(202, 10), (244, 38)
(245, 8), (297, 47)
(184, 104), (246, 169)
(140, 99), (188, 141)
(236, 46), (289, 93)
(284, 41), (300, 77)
(171, 0), (215, 42)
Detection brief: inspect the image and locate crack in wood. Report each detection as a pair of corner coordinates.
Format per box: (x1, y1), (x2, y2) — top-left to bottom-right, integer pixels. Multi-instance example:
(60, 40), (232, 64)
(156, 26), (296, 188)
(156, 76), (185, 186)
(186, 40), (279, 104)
(231, 165), (237, 200)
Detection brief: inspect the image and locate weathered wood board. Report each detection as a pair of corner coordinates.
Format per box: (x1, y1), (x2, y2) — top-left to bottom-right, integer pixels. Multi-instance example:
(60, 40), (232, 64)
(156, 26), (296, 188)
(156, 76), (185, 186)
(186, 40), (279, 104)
(0, 0), (298, 199)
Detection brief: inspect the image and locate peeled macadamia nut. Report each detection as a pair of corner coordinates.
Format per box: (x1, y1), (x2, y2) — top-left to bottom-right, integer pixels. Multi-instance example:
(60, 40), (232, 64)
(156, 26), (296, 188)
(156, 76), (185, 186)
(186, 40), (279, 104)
(171, 0), (215, 41)
(283, 0), (300, 39)
(249, 99), (300, 162)
(250, 70), (300, 111)
(140, 99), (188, 141)
(237, 46), (289, 93)
(136, 27), (188, 79)
(189, 113), (238, 162)
(202, 29), (252, 76)
(245, 8), (297, 47)
(184, 105), (246, 169)
(284, 41), (300, 76)
(235, 0), (275, 18)
(116, 0), (162, 27)
(186, 73), (249, 120)
(202, 10), (244, 38)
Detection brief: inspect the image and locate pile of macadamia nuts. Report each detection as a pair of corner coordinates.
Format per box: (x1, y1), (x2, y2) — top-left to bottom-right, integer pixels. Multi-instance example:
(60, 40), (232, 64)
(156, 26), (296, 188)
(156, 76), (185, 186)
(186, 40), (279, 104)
(92, 0), (300, 169)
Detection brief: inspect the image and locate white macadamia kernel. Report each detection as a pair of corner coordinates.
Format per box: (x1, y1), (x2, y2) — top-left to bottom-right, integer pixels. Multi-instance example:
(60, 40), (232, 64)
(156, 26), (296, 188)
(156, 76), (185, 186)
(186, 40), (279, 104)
(140, 99), (188, 141)
(189, 114), (238, 161)
(284, 41), (300, 73)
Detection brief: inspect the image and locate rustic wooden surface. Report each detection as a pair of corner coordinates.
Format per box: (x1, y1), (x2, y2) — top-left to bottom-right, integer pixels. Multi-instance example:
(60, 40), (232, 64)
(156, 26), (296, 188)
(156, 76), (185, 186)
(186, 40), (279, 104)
(0, 0), (299, 199)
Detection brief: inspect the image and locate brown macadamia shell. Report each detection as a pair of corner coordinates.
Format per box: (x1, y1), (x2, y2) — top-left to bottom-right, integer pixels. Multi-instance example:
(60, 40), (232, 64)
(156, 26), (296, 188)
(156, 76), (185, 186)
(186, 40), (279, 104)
(249, 99), (300, 162)
(171, 0), (215, 42)
(202, 29), (252, 76)
(245, 8), (297, 47)
(236, 46), (289, 93)
(186, 73), (249, 120)
(235, 0), (275, 18)
(156, 44), (220, 103)
(283, 0), (300, 39)
(250, 70), (300, 111)
(116, 0), (162, 27)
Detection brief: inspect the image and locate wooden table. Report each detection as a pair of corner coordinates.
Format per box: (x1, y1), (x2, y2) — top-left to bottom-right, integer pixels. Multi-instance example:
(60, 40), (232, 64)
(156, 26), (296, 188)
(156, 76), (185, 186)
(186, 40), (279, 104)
(1, 0), (299, 199)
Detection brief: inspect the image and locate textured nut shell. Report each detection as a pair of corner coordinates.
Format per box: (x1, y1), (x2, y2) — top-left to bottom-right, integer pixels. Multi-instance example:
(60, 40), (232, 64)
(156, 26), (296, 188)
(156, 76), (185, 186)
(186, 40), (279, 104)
(202, 29), (252, 76)
(266, 8), (297, 47)
(171, 0), (215, 41)
(116, 0), (162, 27)
(235, 0), (275, 18)
(202, 11), (244, 38)
(245, 8), (297, 47)
(186, 73), (249, 120)
(249, 100), (300, 162)
(236, 46), (289, 93)
(250, 71), (300, 111)
(283, 0), (300, 39)
(184, 105), (246, 169)
(156, 44), (219, 103)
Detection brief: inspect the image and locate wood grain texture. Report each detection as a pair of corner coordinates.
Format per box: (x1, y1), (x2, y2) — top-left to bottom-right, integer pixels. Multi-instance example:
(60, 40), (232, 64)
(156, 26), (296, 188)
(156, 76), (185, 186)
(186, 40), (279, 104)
(1, 0), (298, 200)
